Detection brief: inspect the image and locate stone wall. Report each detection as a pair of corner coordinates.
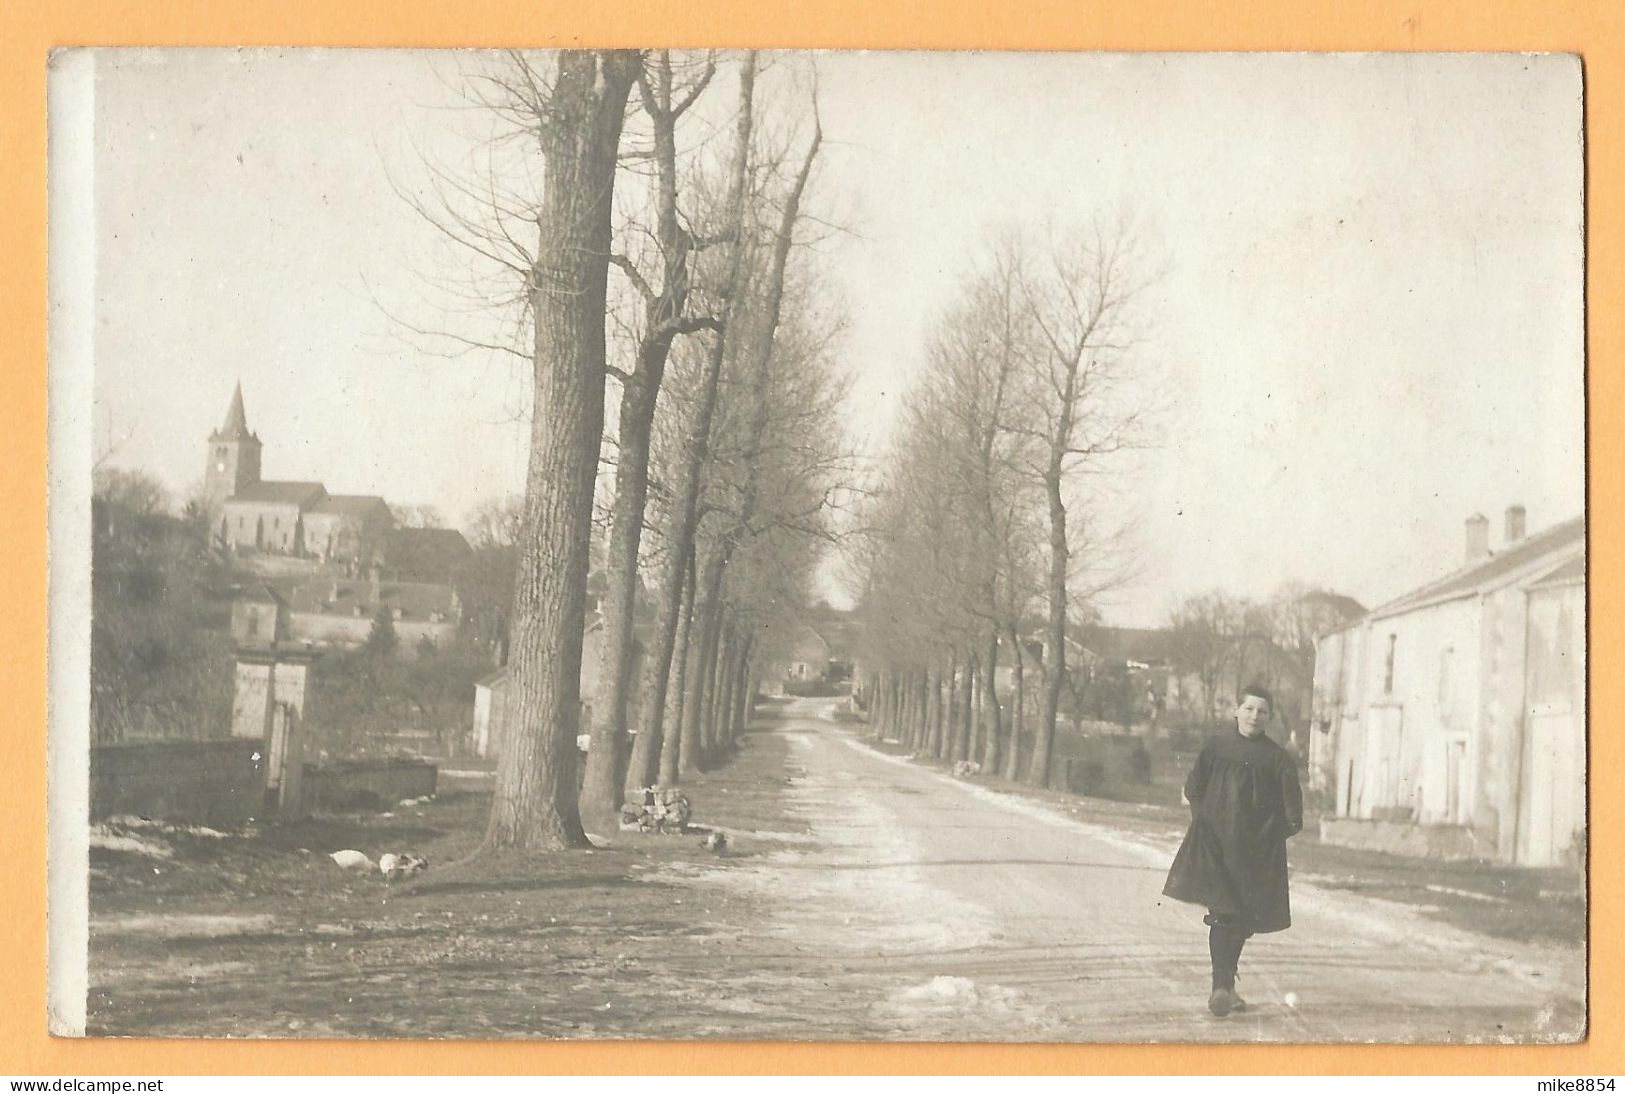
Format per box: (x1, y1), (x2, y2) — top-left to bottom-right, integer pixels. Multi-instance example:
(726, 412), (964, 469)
(1319, 815), (1487, 861)
(301, 759), (438, 812)
(91, 738), (267, 827)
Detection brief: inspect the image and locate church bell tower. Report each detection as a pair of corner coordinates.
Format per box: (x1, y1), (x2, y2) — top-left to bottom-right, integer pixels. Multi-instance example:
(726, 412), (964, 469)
(204, 382), (263, 515)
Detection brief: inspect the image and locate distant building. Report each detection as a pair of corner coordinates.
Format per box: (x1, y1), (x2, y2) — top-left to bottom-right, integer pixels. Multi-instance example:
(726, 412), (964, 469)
(303, 495), (395, 563)
(785, 626), (831, 682)
(1312, 508), (1585, 866)
(203, 383), (394, 565)
(283, 575), (462, 655)
(230, 583), (290, 649)
(472, 612), (648, 758)
(380, 527), (473, 583)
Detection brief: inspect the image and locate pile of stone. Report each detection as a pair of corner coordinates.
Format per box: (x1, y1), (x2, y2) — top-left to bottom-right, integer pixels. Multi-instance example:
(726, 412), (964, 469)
(952, 760), (981, 779)
(620, 787), (692, 833)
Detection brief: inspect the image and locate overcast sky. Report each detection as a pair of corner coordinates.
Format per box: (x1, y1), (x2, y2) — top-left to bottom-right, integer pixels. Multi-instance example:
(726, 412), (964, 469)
(84, 49), (1583, 626)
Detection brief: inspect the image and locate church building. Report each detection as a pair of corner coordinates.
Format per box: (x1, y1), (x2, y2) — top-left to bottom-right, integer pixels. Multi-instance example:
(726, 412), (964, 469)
(204, 383), (394, 564)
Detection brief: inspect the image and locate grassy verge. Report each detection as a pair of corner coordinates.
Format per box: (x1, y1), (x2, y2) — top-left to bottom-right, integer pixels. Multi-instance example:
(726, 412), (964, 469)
(87, 722), (818, 1039)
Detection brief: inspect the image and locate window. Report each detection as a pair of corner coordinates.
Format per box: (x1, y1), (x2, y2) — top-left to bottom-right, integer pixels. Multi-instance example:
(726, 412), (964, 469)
(1384, 634), (1397, 695)
(246, 610), (260, 638)
(1437, 646), (1455, 717)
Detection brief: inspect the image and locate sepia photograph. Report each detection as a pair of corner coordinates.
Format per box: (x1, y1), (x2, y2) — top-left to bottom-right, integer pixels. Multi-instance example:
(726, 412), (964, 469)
(47, 47), (1585, 1043)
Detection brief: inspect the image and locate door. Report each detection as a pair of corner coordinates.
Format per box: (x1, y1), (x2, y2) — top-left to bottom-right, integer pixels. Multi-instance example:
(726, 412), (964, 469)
(1520, 587), (1584, 865)
(1444, 737), (1468, 824)
(1521, 705), (1582, 865)
(1363, 704), (1405, 817)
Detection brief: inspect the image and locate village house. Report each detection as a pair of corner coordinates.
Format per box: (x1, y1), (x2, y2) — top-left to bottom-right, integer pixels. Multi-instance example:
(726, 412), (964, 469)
(1310, 507), (1585, 866)
(379, 526), (474, 583)
(285, 575), (462, 653)
(758, 609), (867, 695)
(784, 625), (831, 683)
(472, 612), (650, 758)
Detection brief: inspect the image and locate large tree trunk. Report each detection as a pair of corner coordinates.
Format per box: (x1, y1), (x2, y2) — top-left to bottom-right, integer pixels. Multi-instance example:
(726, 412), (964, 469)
(916, 669), (929, 747)
(582, 369), (658, 827)
(1003, 621), (1024, 782)
(653, 543), (698, 788)
(954, 656), (975, 762)
(978, 627), (1002, 775)
(923, 666), (941, 756)
(727, 637), (753, 744)
(626, 537), (691, 792)
(1030, 463), (1068, 788)
(707, 619), (738, 756)
(484, 51), (639, 853)
(678, 548), (728, 777)
(969, 657), (985, 762)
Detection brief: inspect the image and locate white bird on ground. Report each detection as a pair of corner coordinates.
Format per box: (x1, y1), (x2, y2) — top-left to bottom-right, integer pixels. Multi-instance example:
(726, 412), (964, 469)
(329, 849), (374, 871)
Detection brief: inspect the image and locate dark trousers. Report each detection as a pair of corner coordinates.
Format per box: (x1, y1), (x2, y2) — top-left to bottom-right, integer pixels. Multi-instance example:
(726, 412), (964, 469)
(1204, 912), (1253, 991)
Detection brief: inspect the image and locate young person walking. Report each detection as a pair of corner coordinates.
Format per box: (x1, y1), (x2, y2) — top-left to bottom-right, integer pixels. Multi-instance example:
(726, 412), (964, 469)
(1163, 684), (1304, 1017)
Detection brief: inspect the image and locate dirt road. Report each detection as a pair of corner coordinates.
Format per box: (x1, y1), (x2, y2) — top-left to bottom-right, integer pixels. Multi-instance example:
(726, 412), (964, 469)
(690, 698), (1585, 1043)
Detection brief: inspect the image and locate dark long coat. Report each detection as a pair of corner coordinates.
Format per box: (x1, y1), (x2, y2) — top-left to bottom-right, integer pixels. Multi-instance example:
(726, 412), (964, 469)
(1162, 728), (1304, 933)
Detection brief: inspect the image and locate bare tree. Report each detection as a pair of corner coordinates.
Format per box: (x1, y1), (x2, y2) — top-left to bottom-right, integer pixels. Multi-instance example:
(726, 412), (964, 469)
(482, 50), (642, 853)
(1008, 222), (1154, 787)
(630, 53), (759, 790)
(581, 50), (724, 832)
(1167, 590), (1246, 722)
(463, 494), (524, 550)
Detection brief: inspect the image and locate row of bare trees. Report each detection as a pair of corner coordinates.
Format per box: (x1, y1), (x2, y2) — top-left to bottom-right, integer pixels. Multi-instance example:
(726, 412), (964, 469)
(851, 227), (1156, 787)
(418, 51), (849, 851)
(1165, 583), (1363, 736)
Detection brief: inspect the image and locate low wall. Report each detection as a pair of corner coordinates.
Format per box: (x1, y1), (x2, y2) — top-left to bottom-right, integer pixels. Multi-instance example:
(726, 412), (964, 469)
(302, 758), (438, 812)
(1319, 816), (1486, 861)
(1050, 738), (1153, 797)
(91, 738), (266, 827)
(1007, 736), (1152, 797)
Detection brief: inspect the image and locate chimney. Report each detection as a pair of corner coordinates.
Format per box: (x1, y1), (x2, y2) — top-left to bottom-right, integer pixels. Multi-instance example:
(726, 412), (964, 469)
(1465, 513), (1490, 564)
(1505, 504), (1527, 544)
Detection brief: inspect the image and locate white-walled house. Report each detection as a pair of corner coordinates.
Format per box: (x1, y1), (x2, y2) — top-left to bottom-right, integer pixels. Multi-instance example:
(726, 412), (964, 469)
(472, 612), (646, 758)
(1311, 508), (1584, 866)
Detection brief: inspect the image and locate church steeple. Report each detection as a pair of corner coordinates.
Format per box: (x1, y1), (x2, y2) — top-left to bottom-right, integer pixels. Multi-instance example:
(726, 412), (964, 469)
(218, 381), (250, 439)
(204, 381), (263, 518)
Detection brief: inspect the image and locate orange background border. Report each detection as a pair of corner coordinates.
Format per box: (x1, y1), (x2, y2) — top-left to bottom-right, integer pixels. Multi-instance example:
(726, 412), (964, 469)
(2, 0), (1616, 1076)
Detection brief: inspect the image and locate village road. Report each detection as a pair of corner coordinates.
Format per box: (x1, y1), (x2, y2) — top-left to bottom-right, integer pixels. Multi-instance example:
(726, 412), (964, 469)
(700, 698), (1585, 1043)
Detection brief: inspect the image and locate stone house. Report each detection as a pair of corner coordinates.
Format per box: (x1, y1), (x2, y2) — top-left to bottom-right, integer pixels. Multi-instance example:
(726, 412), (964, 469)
(1311, 508), (1585, 866)
(284, 574), (462, 655)
(471, 612), (649, 758)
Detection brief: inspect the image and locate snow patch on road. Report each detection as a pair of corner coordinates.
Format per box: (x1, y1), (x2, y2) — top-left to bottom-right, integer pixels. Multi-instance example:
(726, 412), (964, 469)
(105, 815), (231, 839)
(874, 975), (1051, 1039)
(664, 736), (997, 957)
(93, 913), (277, 938)
(89, 830), (174, 859)
(888, 974), (1020, 1013)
